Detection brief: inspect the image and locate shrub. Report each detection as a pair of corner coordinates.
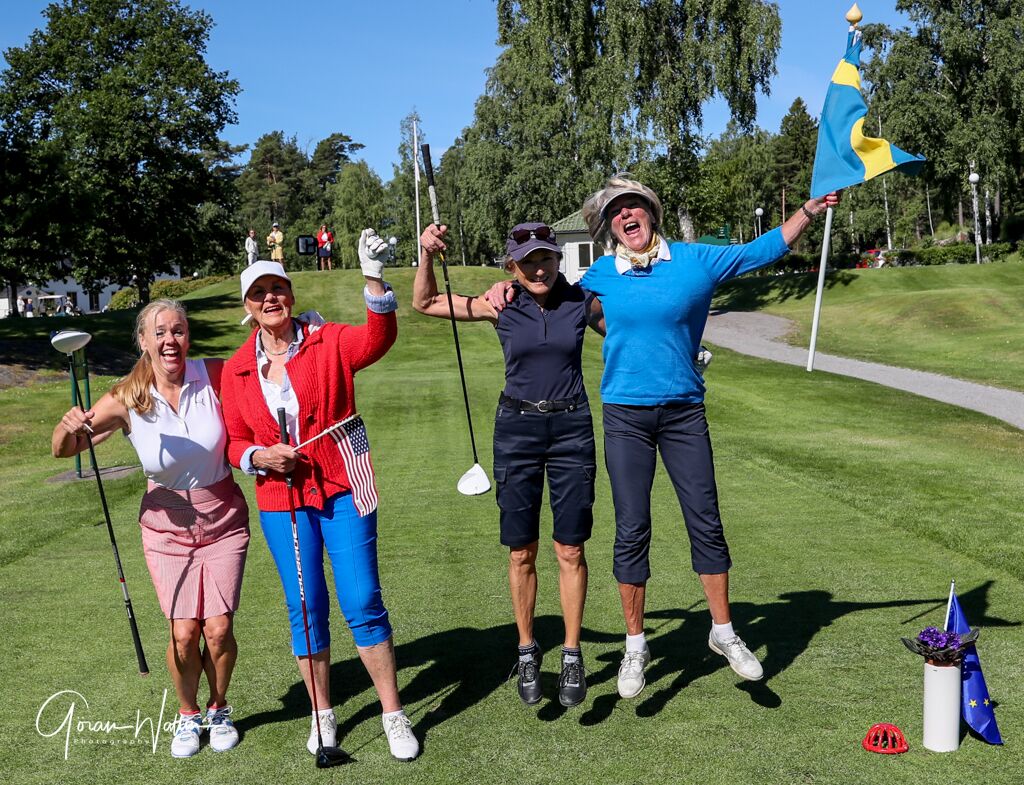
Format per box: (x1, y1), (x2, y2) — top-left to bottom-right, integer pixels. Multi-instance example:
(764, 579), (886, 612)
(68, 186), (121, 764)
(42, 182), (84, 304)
(151, 274), (231, 300)
(982, 242), (1013, 262)
(107, 287), (139, 310)
(917, 244), (976, 266)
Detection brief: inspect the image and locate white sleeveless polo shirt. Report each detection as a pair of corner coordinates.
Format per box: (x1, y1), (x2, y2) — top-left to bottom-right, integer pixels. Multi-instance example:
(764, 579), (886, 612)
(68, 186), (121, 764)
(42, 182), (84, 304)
(126, 359), (230, 490)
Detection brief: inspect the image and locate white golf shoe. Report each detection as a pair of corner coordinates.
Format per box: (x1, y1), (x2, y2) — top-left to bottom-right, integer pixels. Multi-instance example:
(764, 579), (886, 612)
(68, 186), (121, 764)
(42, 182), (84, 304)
(170, 713), (203, 758)
(616, 646), (651, 699)
(307, 711), (337, 755)
(383, 713), (419, 762)
(206, 706), (239, 752)
(708, 628), (764, 681)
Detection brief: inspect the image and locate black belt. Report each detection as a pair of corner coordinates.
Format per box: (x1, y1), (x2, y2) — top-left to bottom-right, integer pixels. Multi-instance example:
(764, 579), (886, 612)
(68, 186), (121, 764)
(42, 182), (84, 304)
(499, 393), (586, 413)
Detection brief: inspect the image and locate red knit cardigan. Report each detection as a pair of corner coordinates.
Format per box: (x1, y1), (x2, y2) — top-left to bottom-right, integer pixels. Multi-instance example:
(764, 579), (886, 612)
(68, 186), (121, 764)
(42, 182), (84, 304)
(221, 311), (397, 513)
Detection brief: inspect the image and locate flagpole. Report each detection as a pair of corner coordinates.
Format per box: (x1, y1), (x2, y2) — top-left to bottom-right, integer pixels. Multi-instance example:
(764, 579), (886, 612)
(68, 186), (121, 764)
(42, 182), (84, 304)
(944, 579), (955, 630)
(413, 120), (423, 264)
(806, 206), (834, 371)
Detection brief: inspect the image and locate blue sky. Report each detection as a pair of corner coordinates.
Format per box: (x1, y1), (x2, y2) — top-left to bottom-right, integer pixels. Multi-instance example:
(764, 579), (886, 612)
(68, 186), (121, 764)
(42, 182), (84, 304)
(2, 1), (907, 179)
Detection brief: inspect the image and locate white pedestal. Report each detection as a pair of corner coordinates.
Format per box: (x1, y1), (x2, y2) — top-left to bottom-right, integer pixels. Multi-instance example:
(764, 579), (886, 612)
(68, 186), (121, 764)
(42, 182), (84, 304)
(922, 661), (961, 752)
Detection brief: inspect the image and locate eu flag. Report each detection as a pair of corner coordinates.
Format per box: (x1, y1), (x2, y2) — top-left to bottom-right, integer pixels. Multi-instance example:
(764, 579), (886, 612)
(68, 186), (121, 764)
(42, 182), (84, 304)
(945, 585), (1003, 744)
(810, 28), (925, 198)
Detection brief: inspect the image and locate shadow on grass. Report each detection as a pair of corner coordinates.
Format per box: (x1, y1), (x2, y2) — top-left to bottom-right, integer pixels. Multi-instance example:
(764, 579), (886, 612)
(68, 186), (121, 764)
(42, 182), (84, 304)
(713, 269), (857, 312)
(239, 583), (1014, 744)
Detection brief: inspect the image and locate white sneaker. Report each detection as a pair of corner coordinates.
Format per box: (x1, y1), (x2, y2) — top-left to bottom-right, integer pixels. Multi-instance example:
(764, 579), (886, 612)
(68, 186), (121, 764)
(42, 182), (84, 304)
(383, 713), (419, 762)
(708, 628), (764, 681)
(170, 713), (202, 758)
(206, 706), (239, 753)
(617, 646), (651, 699)
(307, 711), (337, 755)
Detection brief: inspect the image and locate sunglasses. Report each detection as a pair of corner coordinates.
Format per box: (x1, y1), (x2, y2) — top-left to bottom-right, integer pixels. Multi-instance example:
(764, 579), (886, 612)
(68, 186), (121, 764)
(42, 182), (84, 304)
(508, 225), (556, 244)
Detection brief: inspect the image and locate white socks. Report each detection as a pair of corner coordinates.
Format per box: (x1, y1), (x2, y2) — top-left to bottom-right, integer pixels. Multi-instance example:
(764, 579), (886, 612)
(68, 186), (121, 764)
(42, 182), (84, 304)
(625, 632), (647, 653)
(712, 621), (735, 640)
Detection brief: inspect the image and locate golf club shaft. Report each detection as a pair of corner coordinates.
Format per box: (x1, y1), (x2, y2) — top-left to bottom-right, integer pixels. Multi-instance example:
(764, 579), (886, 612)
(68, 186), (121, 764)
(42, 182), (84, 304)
(68, 359), (149, 676)
(420, 143), (481, 464)
(277, 408), (326, 748)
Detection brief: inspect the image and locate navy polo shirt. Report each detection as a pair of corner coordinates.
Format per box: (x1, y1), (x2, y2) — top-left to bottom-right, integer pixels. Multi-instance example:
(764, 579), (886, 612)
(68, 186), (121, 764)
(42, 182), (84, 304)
(495, 274), (593, 402)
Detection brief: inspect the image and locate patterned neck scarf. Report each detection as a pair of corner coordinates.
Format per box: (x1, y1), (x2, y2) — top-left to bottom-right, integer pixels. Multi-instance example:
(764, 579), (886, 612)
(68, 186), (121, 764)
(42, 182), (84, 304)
(615, 234), (661, 269)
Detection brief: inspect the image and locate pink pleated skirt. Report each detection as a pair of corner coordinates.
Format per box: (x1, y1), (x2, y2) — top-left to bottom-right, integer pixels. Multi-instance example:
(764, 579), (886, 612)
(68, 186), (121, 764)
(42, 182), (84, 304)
(138, 475), (250, 620)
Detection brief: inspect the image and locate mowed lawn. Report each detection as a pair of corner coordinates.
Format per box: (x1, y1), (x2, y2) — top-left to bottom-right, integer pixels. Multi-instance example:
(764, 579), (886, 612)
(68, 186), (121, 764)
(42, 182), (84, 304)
(1, 268), (1021, 784)
(713, 260), (1024, 391)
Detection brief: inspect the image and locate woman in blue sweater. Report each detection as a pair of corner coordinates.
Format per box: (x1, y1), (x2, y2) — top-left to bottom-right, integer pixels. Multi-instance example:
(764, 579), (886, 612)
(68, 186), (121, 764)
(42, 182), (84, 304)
(579, 175), (839, 698)
(413, 221), (603, 708)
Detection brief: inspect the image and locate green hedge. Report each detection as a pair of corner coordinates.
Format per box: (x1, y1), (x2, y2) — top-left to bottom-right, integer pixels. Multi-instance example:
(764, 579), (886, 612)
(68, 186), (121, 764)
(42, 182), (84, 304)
(106, 287), (139, 311)
(106, 275), (232, 311)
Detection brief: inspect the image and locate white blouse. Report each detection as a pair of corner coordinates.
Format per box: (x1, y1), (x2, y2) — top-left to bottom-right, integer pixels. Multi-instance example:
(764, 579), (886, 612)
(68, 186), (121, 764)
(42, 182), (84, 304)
(126, 359), (230, 490)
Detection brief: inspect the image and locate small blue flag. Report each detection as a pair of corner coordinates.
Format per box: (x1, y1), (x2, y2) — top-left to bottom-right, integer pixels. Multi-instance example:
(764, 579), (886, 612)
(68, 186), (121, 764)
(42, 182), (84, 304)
(945, 583), (1003, 744)
(810, 28), (925, 198)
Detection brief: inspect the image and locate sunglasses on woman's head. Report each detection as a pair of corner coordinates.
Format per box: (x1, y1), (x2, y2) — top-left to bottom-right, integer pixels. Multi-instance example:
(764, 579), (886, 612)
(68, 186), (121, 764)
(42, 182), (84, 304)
(509, 226), (556, 244)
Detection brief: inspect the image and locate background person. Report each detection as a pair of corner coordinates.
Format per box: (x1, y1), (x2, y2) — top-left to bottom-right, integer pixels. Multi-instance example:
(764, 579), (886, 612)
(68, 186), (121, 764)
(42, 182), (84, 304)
(245, 228), (259, 266)
(221, 234), (419, 762)
(578, 175), (840, 698)
(266, 222), (285, 264)
(50, 299), (249, 758)
(316, 224), (334, 271)
(414, 221), (602, 708)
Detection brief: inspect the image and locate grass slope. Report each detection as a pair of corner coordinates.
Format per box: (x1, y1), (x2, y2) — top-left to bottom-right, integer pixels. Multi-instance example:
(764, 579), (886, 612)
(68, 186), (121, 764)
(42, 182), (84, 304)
(1, 268), (1021, 784)
(713, 261), (1024, 391)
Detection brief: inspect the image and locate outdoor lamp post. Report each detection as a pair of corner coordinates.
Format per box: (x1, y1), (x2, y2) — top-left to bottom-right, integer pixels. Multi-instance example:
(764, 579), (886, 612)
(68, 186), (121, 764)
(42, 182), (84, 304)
(388, 236), (397, 266)
(968, 171), (981, 264)
(755, 207), (764, 238)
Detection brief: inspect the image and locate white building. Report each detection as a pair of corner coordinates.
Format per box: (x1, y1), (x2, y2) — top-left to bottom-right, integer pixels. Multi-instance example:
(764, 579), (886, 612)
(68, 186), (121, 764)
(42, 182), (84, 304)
(2, 268), (180, 318)
(551, 210), (600, 283)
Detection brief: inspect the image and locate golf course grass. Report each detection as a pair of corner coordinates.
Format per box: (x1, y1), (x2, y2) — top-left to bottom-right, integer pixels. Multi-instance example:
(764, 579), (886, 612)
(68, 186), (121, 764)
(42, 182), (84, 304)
(713, 260), (1024, 391)
(1, 267), (1019, 783)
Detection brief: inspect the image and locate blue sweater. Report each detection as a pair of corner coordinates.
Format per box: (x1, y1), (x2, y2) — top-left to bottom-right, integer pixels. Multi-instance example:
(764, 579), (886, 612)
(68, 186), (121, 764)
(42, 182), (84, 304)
(580, 227), (790, 405)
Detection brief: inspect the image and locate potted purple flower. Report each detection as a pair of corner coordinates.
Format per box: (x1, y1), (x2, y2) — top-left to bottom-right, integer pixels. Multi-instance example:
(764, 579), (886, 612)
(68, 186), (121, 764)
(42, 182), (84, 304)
(902, 626), (980, 752)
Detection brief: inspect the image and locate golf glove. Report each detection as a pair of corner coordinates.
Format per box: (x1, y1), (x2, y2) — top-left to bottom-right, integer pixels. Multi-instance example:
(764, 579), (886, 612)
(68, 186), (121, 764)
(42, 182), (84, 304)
(358, 228), (389, 279)
(696, 346), (713, 373)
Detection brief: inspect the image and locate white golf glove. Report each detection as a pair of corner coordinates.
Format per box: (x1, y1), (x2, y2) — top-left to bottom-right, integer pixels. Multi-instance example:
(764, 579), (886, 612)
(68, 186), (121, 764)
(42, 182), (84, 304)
(696, 346), (713, 374)
(358, 228), (388, 279)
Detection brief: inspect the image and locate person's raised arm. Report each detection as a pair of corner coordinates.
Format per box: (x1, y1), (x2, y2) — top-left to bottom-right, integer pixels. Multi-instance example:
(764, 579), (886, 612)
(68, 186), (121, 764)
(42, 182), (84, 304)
(51, 392), (129, 458)
(781, 191), (841, 247)
(412, 224), (497, 324)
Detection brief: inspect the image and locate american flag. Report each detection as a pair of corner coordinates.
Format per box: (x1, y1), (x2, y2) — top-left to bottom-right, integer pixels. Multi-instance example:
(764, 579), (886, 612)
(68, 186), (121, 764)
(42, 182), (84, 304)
(329, 415), (378, 517)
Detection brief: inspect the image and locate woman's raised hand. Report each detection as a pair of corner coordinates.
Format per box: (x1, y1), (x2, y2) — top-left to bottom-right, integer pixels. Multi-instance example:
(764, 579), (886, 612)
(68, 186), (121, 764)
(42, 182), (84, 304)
(419, 224), (447, 259)
(358, 228), (389, 280)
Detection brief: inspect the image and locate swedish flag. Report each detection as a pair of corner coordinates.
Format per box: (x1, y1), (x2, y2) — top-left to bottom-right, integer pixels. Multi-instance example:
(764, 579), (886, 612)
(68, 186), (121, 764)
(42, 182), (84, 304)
(945, 585), (1003, 745)
(810, 29), (925, 198)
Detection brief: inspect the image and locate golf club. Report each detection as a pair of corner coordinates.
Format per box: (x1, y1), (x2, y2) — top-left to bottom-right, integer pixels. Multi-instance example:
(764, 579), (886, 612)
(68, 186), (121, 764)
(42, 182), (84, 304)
(276, 408), (353, 769)
(419, 143), (491, 496)
(50, 329), (149, 676)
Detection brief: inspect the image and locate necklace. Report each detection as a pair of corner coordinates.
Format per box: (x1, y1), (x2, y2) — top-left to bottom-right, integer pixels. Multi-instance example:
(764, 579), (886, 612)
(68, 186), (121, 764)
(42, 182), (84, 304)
(262, 329), (297, 357)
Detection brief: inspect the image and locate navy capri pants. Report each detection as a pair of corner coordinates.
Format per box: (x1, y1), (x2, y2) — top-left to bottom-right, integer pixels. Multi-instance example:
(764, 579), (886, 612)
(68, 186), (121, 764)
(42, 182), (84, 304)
(603, 402), (732, 583)
(493, 398), (597, 547)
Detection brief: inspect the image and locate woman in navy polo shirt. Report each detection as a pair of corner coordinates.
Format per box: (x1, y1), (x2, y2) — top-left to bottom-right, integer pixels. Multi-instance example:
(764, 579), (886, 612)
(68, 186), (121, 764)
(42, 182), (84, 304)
(579, 175), (839, 699)
(413, 221), (602, 708)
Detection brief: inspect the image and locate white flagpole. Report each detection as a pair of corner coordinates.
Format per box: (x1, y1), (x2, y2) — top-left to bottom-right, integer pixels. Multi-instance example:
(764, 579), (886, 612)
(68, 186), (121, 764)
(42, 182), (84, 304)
(413, 120), (422, 264)
(806, 205), (835, 371)
(944, 579), (955, 631)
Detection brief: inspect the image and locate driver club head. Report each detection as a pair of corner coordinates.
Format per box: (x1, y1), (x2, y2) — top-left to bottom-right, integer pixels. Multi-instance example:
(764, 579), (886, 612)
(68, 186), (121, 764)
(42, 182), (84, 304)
(50, 329), (92, 355)
(315, 745), (354, 768)
(457, 463), (492, 496)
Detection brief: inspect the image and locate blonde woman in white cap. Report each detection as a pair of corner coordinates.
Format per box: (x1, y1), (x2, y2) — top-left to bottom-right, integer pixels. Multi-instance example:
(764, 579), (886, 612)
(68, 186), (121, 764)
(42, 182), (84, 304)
(220, 233), (419, 762)
(575, 175), (839, 698)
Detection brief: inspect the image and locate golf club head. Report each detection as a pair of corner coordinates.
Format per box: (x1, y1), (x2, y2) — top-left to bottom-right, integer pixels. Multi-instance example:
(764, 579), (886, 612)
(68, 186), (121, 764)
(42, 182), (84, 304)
(315, 745), (354, 768)
(50, 329), (92, 355)
(457, 463), (491, 496)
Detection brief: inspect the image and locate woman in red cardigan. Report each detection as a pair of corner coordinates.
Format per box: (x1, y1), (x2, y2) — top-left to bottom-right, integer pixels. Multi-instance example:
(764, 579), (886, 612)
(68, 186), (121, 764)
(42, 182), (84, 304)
(221, 230), (418, 762)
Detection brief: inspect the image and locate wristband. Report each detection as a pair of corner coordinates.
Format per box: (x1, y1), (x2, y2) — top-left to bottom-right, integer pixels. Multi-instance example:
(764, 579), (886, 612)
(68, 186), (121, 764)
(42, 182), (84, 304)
(801, 204), (817, 221)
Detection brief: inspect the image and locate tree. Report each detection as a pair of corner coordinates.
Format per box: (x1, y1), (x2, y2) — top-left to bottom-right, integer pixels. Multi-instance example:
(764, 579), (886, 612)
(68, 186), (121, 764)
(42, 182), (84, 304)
(0, 0), (240, 301)
(385, 111), (430, 266)
(327, 162), (388, 269)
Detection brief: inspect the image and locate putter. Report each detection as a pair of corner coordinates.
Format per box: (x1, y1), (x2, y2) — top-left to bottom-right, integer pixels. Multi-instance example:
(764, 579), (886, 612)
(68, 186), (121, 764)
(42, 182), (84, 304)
(50, 330), (149, 676)
(277, 408), (353, 769)
(419, 143), (491, 496)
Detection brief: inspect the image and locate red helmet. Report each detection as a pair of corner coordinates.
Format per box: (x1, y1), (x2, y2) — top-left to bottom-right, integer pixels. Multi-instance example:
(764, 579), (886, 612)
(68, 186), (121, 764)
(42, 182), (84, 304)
(862, 723), (908, 754)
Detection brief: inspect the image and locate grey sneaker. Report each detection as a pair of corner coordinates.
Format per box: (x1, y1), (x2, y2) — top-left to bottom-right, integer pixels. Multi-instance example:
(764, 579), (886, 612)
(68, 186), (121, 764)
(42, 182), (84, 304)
(170, 713), (202, 758)
(708, 629), (763, 681)
(616, 646), (650, 699)
(205, 706), (238, 752)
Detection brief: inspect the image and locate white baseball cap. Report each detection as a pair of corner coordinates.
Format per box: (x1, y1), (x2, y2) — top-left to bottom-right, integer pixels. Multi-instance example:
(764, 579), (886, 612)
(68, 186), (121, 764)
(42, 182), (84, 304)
(240, 260), (291, 300)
